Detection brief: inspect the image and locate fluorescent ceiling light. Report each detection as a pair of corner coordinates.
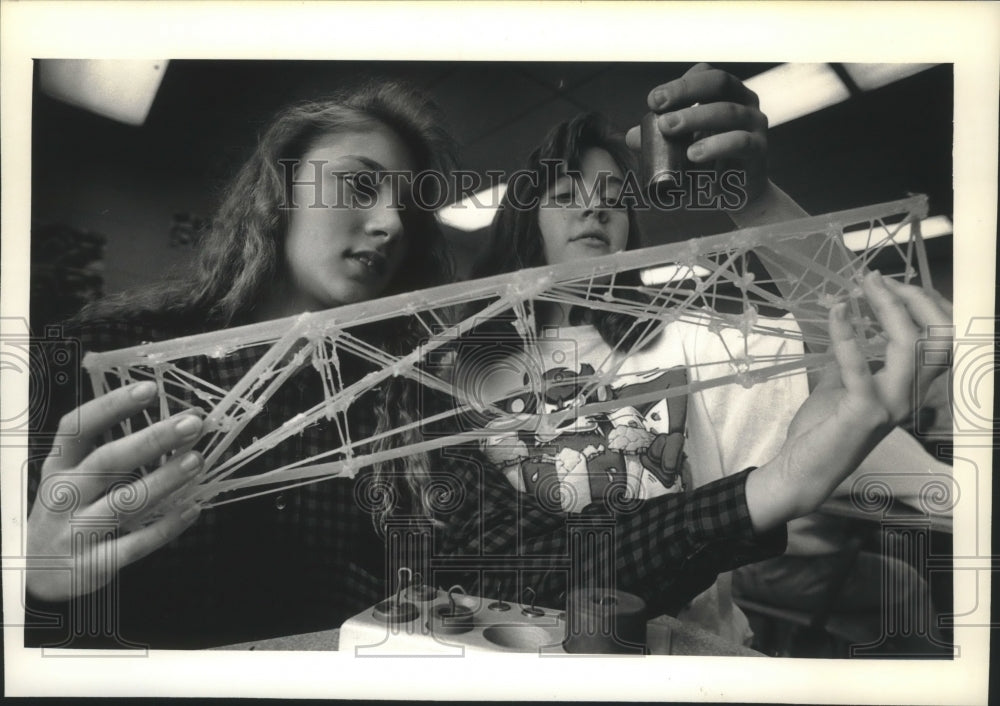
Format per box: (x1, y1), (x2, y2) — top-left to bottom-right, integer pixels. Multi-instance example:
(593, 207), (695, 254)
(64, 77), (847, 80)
(841, 63), (939, 91)
(436, 183), (507, 231)
(640, 264), (712, 286)
(38, 59), (169, 126)
(639, 217), (950, 284)
(843, 215), (952, 251)
(743, 63), (850, 128)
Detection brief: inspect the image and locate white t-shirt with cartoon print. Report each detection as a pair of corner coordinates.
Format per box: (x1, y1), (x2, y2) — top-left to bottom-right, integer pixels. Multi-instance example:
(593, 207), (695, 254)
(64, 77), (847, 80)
(477, 313), (809, 645)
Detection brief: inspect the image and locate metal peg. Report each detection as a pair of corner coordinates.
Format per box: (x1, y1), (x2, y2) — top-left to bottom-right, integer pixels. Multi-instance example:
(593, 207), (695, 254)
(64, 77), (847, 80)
(521, 586), (544, 618)
(488, 580), (511, 612)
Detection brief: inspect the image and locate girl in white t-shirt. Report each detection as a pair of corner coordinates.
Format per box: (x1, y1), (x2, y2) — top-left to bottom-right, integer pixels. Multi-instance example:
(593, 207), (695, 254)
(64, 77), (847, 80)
(468, 65), (951, 646)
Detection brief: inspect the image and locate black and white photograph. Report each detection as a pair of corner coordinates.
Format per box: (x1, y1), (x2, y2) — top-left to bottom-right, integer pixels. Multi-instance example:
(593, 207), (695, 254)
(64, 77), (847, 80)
(2, 2), (996, 703)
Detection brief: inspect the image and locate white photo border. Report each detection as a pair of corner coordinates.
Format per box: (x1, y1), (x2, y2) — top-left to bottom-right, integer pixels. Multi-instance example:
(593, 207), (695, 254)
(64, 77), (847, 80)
(2, 2), (996, 702)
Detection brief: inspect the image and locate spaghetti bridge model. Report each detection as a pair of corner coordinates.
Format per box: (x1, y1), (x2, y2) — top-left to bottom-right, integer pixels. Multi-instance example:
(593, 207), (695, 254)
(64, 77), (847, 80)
(82, 195), (933, 511)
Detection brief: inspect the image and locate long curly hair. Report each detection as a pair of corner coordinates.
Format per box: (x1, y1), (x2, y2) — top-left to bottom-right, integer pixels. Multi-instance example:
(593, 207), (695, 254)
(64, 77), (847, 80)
(473, 112), (658, 352)
(82, 81), (456, 325)
(77, 80), (459, 532)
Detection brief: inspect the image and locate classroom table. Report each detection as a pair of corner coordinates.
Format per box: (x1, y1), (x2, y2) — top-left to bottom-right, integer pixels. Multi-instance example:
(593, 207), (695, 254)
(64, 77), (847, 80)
(818, 495), (952, 534)
(215, 614), (764, 656)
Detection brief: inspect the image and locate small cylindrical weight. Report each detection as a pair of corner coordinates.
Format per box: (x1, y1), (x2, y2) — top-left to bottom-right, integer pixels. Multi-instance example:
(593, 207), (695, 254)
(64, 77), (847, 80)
(563, 588), (647, 654)
(640, 111), (688, 192)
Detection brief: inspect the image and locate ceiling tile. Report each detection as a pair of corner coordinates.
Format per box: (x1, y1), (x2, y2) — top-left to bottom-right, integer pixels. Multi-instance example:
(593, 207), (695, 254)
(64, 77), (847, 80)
(459, 94), (586, 176)
(567, 64), (685, 132)
(428, 64), (558, 147)
(514, 63), (611, 95)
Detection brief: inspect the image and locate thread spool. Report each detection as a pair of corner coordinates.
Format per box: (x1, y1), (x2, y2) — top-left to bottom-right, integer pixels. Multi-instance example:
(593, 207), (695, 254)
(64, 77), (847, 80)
(640, 111), (689, 193)
(563, 588), (647, 654)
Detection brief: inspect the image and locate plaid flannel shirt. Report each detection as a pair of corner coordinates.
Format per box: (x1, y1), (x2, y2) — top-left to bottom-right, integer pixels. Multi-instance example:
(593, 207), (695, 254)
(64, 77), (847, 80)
(431, 447), (785, 617)
(26, 313), (785, 649)
(27, 314), (387, 648)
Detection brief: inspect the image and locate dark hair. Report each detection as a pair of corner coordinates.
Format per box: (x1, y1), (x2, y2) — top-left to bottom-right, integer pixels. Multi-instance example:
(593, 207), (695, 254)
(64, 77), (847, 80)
(75, 80), (460, 532)
(473, 112), (658, 352)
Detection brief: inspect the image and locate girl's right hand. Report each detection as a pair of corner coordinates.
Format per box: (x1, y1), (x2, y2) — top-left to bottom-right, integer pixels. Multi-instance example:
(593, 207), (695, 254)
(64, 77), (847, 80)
(626, 63), (770, 205)
(27, 382), (205, 602)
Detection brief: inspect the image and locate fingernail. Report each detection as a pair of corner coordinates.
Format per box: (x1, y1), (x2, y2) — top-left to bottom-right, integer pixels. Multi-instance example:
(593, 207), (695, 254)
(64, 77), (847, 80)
(174, 415), (202, 439)
(130, 381), (157, 401)
(179, 451), (202, 475)
(661, 112), (681, 130)
(180, 504), (202, 523)
(653, 88), (670, 107)
(688, 143), (704, 160)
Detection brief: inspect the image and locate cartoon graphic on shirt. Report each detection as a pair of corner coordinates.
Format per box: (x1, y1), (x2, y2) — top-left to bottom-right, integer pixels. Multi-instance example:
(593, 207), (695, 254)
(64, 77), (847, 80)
(482, 363), (690, 513)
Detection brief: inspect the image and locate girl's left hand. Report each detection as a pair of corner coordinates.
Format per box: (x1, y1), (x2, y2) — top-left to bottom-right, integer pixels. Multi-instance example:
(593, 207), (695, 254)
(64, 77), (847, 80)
(791, 273), (953, 441)
(625, 63), (769, 205)
(745, 272), (953, 531)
